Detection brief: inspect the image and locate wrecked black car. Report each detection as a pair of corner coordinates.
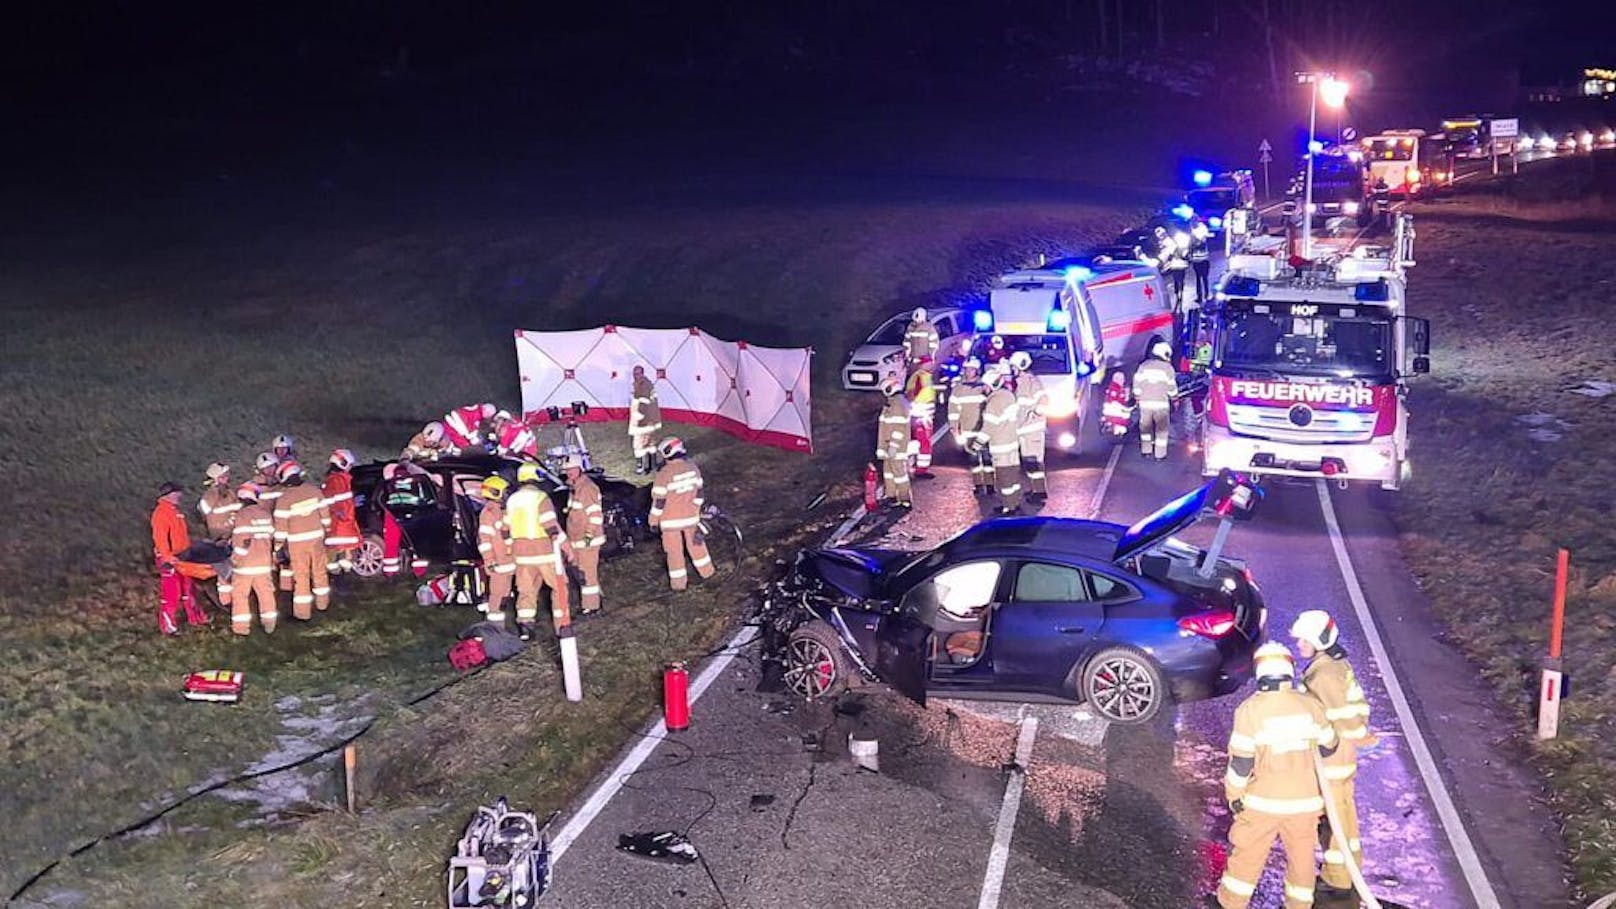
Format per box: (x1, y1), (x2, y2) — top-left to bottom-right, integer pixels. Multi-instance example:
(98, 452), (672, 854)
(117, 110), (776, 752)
(757, 474), (1266, 724)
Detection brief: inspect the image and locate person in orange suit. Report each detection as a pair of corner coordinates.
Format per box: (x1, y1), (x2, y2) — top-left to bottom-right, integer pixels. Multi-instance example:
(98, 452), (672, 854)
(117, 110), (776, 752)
(151, 481), (216, 635)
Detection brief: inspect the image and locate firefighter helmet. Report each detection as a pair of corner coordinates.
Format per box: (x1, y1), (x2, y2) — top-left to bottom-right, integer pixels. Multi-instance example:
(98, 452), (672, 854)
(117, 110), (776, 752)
(1009, 351), (1032, 372)
(659, 436), (687, 460)
(423, 421), (445, 444)
(494, 409), (513, 424)
(273, 433), (296, 454)
(236, 482), (261, 502)
(562, 455), (585, 473)
(255, 451), (280, 473)
(880, 377), (902, 397)
(276, 460), (304, 483)
(479, 403), (496, 420)
(990, 334), (1005, 350)
(912, 306), (927, 321)
(482, 475), (510, 502)
(962, 357), (982, 373)
(205, 462), (230, 483)
(329, 448), (357, 471)
(982, 365), (1005, 387)
(516, 463), (542, 485)
(1151, 340), (1173, 361)
(1253, 642), (1296, 681)
(1290, 610), (1339, 650)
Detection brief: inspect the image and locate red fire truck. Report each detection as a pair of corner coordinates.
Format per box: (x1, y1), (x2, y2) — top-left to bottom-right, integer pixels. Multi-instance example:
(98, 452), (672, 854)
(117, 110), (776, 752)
(1199, 215), (1430, 490)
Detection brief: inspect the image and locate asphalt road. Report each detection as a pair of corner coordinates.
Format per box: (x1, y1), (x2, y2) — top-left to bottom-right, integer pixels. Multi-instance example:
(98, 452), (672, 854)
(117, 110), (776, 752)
(536, 168), (1571, 909)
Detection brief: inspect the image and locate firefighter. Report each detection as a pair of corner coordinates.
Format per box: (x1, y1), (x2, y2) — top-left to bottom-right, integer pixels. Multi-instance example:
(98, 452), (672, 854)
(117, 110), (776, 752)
(229, 483), (278, 635)
(902, 307), (939, 365)
(476, 475), (515, 625)
(507, 462), (570, 638)
(272, 460), (331, 619)
(151, 481), (214, 634)
(1009, 351), (1048, 502)
(443, 402), (497, 452)
(981, 366), (1022, 515)
(983, 334), (1010, 367)
(272, 433), (297, 462)
(1219, 642), (1339, 909)
(493, 411), (539, 461)
(1161, 229), (1190, 306)
(1292, 610), (1378, 900)
(254, 452), (283, 508)
(875, 377), (912, 509)
(1189, 219), (1213, 304)
(322, 449), (361, 573)
(402, 421), (449, 461)
(650, 437), (713, 590)
(1101, 368), (1133, 443)
(629, 365), (663, 475)
(904, 355), (938, 478)
(563, 455), (606, 615)
(197, 462), (240, 543)
(1132, 340), (1177, 461)
(947, 358), (993, 495)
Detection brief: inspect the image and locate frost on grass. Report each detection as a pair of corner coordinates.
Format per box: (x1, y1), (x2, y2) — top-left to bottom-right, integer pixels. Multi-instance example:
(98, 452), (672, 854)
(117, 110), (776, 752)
(1565, 380), (1616, 399)
(1516, 412), (1569, 442)
(213, 696), (374, 818)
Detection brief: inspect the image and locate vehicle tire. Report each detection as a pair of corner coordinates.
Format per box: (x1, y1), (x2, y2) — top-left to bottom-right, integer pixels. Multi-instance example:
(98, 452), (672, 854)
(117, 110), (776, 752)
(782, 621), (853, 700)
(1080, 646), (1167, 725)
(350, 534), (386, 579)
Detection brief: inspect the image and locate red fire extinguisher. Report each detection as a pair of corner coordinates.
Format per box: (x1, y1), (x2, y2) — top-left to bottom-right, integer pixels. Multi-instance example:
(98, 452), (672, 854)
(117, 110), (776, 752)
(663, 661), (690, 732)
(863, 462), (879, 512)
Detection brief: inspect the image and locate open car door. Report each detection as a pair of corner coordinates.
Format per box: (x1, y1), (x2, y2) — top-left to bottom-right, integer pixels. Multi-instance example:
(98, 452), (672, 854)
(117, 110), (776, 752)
(871, 610), (933, 705)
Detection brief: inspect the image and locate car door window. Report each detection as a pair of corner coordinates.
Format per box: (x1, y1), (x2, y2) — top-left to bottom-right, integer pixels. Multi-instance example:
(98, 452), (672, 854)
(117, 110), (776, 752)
(934, 316), (956, 339)
(1086, 571), (1139, 603)
(904, 560), (1002, 623)
(1014, 562), (1089, 602)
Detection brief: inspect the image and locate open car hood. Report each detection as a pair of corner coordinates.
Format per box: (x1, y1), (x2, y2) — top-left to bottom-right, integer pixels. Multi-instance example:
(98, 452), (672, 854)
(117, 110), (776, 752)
(1113, 483), (1211, 563)
(801, 547), (911, 601)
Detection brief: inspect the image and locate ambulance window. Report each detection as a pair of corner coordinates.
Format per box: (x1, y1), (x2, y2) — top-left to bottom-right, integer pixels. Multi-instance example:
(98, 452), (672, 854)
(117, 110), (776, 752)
(935, 315), (958, 337)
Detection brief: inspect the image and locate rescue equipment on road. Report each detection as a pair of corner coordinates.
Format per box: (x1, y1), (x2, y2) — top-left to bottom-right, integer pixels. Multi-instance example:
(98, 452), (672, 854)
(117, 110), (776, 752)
(446, 798), (557, 908)
(664, 661), (690, 731)
(181, 669), (244, 703)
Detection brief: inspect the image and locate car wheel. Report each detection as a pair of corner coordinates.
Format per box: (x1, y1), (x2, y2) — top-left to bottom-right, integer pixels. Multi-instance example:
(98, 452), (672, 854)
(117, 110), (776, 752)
(783, 622), (852, 700)
(350, 534), (385, 579)
(1081, 646), (1166, 725)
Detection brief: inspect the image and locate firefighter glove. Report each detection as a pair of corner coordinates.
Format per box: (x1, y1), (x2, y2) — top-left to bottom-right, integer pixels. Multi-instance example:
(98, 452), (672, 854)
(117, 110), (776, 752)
(1230, 798), (1244, 814)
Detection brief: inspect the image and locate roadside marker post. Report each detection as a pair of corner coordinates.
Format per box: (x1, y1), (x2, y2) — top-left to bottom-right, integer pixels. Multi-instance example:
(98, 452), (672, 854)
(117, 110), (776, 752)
(1538, 549), (1570, 741)
(344, 744), (358, 813)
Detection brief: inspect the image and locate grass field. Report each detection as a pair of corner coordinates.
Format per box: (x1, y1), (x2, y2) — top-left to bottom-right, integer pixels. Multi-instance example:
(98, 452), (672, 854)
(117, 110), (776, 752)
(0, 167), (1136, 904)
(1396, 158), (1616, 898)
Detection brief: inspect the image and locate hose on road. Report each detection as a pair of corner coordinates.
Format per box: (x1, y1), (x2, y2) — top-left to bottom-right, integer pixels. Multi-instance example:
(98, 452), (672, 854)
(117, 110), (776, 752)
(1313, 752), (1382, 909)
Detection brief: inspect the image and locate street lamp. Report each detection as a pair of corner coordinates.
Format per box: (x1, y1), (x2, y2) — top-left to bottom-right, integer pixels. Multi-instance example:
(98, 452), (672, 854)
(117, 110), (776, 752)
(1297, 72), (1348, 259)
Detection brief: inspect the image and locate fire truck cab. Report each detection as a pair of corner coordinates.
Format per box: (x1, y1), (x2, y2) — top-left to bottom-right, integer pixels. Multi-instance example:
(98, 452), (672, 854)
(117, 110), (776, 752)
(974, 258), (1173, 454)
(1199, 215), (1431, 490)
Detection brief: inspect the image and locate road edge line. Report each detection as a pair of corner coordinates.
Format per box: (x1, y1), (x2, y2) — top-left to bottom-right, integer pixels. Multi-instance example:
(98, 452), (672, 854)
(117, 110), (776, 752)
(1087, 444), (1123, 520)
(550, 622), (756, 862)
(1314, 480), (1503, 909)
(976, 712), (1040, 909)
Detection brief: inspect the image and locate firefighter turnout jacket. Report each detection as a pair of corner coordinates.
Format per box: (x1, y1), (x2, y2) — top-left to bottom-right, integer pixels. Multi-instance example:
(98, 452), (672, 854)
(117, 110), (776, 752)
(903, 318), (939, 362)
(198, 484), (240, 541)
(876, 394), (911, 460)
(506, 482), (569, 627)
(402, 431), (447, 461)
(651, 455), (712, 589)
(1301, 651), (1376, 780)
(230, 501), (278, 633)
(947, 374), (988, 446)
(629, 376), (662, 438)
(981, 387), (1021, 467)
(477, 498), (515, 621)
(566, 472), (606, 611)
(274, 483), (331, 617)
(1014, 371), (1048, 440)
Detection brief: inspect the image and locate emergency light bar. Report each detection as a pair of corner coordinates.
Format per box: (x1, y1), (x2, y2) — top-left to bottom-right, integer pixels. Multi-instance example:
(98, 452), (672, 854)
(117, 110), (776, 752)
(973, 310), (994, 331)
(1048, 308), (1071, 331)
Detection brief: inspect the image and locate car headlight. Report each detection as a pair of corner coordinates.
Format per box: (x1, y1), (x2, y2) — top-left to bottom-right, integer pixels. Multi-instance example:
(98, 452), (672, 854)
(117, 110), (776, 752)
(1057, 432), (1077, 449)
(1342, 201), (1359, 214)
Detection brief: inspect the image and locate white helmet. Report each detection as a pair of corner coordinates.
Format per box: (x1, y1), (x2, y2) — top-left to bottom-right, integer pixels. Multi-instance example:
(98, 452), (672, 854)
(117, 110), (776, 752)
(1253, 642), (1296, 681)
(982, 365), (1005, 387)
(1009, 351), (1032, 372)
(273, 433), (296, 453)
(479, 403), (496, 420)
(962, 357), (982, 373)
(494, 409), (513, 424)
(1290, 610), (1339, 650)
(204, 462), (230, 483)
(255, 451), (280, 473)
(912, 306), (927, 321)
(423, 421), (445, 444)
(880, 377), (903, 397)
(1152, 340), (1173, 361)
(562, 454), (586, 473)
(329, 448), (357, 471)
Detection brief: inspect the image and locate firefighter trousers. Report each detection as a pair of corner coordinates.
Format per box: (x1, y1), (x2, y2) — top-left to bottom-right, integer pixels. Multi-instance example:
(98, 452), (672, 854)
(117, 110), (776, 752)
(1139, 405), (1170, 459)
(515, 549), (569, 629)
(572, 545), (603, 612)
(1319, 777), (1363, 890)
(288, 542), (330, 618)
(879, 454), (912, 504)
(661, 525), (713, 591)
(629, 429), (656, 459)
(230, 568), (278, 635)
(1019, 430), (1046, 494)
(962, 438), (994, 492)
(484, 562), (514, 622)
(1218, 809), (1319, 909)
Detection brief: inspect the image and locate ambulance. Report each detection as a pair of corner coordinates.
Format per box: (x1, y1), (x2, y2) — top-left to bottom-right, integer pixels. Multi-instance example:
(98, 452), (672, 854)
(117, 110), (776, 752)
(1199, 215), (1431, 490)
(972, 257), (1173, 453)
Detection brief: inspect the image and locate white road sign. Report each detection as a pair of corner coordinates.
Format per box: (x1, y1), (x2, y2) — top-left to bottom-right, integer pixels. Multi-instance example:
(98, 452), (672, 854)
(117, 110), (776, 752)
(1491, 118), (1518, 138)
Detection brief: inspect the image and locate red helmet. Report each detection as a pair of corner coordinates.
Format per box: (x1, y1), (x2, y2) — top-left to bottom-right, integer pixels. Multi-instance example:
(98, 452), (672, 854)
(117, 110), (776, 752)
(276, 460), (304, 483)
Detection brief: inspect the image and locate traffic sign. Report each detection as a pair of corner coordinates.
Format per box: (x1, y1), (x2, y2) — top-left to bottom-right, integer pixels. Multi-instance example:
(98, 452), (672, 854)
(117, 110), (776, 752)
(1491, 117), (1519, 138)
(1257, 138), (1273, 164)
(1342, 126), (1357, 142)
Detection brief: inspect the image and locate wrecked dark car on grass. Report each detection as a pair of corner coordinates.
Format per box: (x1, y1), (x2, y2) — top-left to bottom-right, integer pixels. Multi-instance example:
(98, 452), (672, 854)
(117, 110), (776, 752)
(757, 474), (1266, 724)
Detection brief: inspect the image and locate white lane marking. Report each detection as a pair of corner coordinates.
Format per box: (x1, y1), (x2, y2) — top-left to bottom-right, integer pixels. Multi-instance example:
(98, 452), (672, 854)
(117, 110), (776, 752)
(1314, 481), (1503, 909)
(550, 623), (756, 861)
(1087, 444), (1122, 520)
(976, 712), (1040, 909)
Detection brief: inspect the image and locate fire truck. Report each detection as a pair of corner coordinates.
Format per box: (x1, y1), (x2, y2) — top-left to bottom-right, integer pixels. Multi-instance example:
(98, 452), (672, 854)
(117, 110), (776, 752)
(1198, 215), (1430, 490)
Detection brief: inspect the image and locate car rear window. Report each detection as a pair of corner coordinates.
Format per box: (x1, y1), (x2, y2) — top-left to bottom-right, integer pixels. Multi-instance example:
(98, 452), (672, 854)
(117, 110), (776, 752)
(1014, 563), (1087, 602)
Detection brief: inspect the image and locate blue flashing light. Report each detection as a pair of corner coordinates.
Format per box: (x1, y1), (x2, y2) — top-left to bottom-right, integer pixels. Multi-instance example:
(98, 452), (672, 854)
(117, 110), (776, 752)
(1224, 275), (1262, 297)
(1308, 139), (1325, 154)
(1061, 265), (1093, 284)
(1193, 169), (1214, 187)
(1353, 279), (1390, 302)
(1048, 308), (1071, 331)
(1076, 360), (1093, 377)
(1209, 216), (1224, 230)
(1171, 203), (1195, 221)
(973, 309), (995, 331)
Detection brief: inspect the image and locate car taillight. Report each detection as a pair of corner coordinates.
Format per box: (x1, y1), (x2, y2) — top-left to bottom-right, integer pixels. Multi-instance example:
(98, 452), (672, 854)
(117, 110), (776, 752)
(1179, 611), (1238, 639)
(1206, 379), (1229, 427)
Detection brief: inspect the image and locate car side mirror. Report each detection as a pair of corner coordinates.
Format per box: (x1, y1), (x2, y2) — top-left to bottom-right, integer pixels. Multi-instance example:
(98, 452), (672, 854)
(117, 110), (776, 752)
(1412, 355), (1430, 374)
